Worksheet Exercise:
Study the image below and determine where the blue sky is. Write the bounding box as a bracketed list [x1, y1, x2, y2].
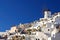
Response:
[0, 0, 60, 31]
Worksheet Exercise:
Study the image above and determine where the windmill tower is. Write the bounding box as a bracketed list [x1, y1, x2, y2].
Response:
[44, 9, 51, 18]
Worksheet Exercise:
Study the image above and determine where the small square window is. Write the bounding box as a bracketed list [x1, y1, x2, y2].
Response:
[48, 29, 50, 31]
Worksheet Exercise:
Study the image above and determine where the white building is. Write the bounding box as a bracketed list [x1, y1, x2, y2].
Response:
[1, 10, 60, 40]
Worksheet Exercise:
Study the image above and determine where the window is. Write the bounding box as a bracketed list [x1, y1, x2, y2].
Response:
[52, 21, 53, 22]
[38, 39, 40, 40]
[48, 29, 50, 31]
[53, 34, 55, 38]
[36, 39, 37, 40]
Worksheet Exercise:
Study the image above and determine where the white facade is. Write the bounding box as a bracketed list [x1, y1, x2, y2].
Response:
[44, 11, 51, 18]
